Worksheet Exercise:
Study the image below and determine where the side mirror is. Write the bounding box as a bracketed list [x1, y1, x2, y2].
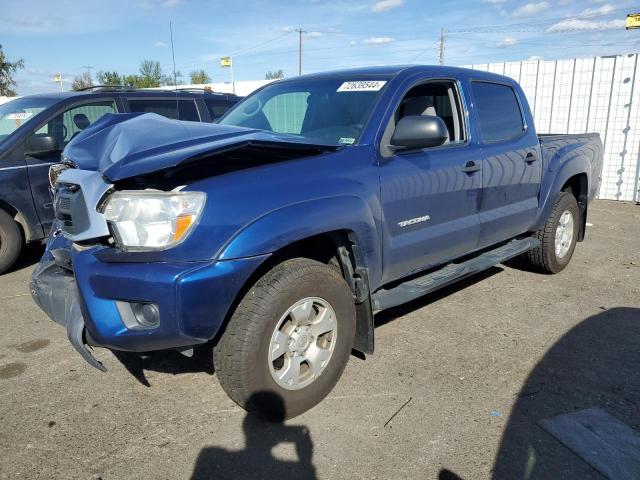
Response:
[25, 135, 60, 158]
[390, 115, 449, 151]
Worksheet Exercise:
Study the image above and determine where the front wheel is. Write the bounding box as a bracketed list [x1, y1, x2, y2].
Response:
[0, 209, 22, 275]
[214, 258, 356, 419]
[527, 191, 579, 273]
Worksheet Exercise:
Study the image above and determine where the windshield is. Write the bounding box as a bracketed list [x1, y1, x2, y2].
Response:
[0, 97, 57, 144]
[219, 78, 389, 146]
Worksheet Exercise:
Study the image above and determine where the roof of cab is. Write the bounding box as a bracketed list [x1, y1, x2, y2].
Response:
[277, 64, 514, 84]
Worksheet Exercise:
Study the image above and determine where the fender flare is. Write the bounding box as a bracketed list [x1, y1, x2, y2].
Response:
[532, 153, 590, 232]
[217, 195, 381, 283]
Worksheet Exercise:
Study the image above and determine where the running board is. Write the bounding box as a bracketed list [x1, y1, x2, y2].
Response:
[371, 237, 540, 312]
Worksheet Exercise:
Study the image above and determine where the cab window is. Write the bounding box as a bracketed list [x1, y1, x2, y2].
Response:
[471, 82, 524, 142]
[127, 99, 200, 121]
[34, 100, 117, 149]
[394, 81, 466, 144]
[204, 99, 235, 121]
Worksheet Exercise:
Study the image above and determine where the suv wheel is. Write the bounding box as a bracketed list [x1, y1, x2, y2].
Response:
[214, 258, 356, 419]
[0, 209, 22, 275]
[527, 191, 579, 273]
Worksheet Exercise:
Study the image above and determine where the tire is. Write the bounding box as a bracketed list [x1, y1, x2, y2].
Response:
[0, 209, 22, 275]
[214, 258, 356, 420]
[527, 191, 579, 274]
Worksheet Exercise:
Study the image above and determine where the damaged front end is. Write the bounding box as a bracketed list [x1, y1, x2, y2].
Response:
[30, 113, 337, 372]
[30, 244, 106, 372]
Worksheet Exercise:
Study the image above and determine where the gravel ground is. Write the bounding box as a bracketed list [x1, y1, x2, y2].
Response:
[0, 200, 638, 480]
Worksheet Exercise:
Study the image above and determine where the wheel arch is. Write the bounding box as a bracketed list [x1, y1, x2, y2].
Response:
[561, 172, 588, 241]
[216, 202, 380, 354]
[533, 156, 590, 236]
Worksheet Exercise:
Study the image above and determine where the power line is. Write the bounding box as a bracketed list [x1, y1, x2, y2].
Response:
[230, 31, 293, 57]
[169, 7, 639, 79]
[446, 6, 635, 33]
[174, 7, 634, 70]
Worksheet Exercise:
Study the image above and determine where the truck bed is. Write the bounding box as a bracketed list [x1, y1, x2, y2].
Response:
[538, 133, 604, 202]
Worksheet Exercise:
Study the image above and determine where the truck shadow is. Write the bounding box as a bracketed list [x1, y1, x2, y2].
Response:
[439, 306, 640, 479]
[113, 344, 215, 387]
[374, 266, 503, 328]
[190, 391, 318, 480]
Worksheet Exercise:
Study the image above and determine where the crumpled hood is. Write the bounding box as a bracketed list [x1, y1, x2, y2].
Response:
[62, 112, 338, 182]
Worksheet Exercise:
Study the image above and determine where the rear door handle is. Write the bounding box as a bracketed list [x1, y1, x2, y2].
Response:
[461, 161, 481, 173]
[525, 151, 538, 163]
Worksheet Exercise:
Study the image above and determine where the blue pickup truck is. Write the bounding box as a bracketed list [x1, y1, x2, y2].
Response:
[31, 66, 603, 419]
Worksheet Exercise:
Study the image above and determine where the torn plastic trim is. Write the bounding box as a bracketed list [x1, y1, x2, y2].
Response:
[66, 300, 106, 372]
[30, 260, 106, 372]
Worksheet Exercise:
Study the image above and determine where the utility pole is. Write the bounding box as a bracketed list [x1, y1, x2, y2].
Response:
[438, 28, 446, 65]
[297, 28, 306, 76]
[82, 65, 94, 83]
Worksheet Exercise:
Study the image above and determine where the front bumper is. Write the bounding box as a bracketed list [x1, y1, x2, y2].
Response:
[31, 235, 269, 370]
[30, 259, 107, 371]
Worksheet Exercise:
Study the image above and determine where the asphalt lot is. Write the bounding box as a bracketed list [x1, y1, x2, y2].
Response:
[1, 200, 639, 480]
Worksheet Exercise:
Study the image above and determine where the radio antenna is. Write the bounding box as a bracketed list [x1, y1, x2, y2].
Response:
[170, 21, 178, 92]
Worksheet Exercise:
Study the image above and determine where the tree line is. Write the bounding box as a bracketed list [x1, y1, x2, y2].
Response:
[73, 61, 213, 90]
[0, 44, 24, 96]
[0, 43, 285, 96]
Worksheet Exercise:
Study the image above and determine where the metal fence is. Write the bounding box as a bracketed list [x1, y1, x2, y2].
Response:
[468, 53, 640, 202]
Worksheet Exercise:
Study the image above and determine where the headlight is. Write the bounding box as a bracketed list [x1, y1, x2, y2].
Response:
[49, 163, 72, 189]
[103, 191, 206, 251]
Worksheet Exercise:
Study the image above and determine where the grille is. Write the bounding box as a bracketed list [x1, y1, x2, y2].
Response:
[54, 183, 86, 235]
[57, 197, 71, 211]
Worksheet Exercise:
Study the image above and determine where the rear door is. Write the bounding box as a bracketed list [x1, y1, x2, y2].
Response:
[378, 80, 483, 283]
[470, 81, 542, 247]
[24, 99, 117, 232]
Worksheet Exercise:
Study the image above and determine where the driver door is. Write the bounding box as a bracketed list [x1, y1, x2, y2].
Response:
[24, 99, 117, 231]
[378, 80, 483, 283]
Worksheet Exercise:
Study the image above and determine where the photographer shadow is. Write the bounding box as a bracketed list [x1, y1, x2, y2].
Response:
[190, 391, 317, 480]
[440, 306, 640, 479]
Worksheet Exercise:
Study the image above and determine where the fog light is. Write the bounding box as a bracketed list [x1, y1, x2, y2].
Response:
[116, 301, 160, 329]
[132, 303, 160, 328]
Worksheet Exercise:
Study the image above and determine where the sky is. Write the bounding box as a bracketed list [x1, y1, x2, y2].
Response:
[1, 0, 640, 95]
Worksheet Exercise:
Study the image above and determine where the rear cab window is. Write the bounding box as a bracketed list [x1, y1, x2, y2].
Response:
[471, 81, 525, 142]
[127, 98, 201, 121]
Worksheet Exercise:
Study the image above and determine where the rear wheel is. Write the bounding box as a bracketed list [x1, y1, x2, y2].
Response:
[0, 209, 22, 275]
[214, 258, 356, 420]
[527, 191, 579, 273]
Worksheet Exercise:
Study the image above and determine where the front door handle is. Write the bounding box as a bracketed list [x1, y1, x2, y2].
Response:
[461, 161, 481, 173]
[525, 151, 538, 163]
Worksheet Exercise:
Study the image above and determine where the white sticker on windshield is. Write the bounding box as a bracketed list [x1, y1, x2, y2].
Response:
[5, 112, 32, 120]
[337, 81, 386, 92]
[339, 137, 355, 145]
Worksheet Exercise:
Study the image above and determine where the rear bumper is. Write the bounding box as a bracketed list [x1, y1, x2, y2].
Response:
[31, 236, 269, 368]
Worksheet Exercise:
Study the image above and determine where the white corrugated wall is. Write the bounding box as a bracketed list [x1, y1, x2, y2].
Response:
[467, 54, 640, 202]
